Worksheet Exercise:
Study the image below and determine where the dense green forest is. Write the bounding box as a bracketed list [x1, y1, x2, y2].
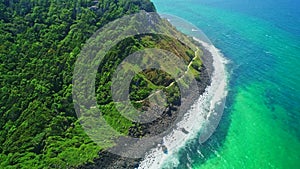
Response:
[0, 0, 156, 168]
[0, 0, 204, 168]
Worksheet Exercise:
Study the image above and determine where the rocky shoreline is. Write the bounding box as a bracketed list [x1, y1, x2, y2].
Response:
[77, 41, 214, 169]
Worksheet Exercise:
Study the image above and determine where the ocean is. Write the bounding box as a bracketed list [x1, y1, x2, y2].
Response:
[149, 0, 300, 168]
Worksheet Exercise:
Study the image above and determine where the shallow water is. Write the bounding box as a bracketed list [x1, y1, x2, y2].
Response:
[151, 0, 300, 168]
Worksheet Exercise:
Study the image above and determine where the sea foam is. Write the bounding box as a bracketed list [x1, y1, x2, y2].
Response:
[138, 38, 228, 169]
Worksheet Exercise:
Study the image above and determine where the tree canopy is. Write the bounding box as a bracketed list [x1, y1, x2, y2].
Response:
[0, 0, 155, 168]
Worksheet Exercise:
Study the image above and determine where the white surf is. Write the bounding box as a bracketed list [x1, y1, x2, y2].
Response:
[138, 38, 229, 169]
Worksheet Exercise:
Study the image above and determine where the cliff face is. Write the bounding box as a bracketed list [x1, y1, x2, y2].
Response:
[77, 33, 211, 169]
[0, 0, 155, 168]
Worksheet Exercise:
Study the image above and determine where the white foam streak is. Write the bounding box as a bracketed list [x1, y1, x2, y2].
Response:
[138, 38, 228, 169]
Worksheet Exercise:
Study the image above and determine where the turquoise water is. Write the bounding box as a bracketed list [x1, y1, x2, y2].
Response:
[151, 0, 300, 168]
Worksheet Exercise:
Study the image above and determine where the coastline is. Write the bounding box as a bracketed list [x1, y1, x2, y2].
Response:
[138, 38, 227, 169]
[78, 37, 227, 169]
